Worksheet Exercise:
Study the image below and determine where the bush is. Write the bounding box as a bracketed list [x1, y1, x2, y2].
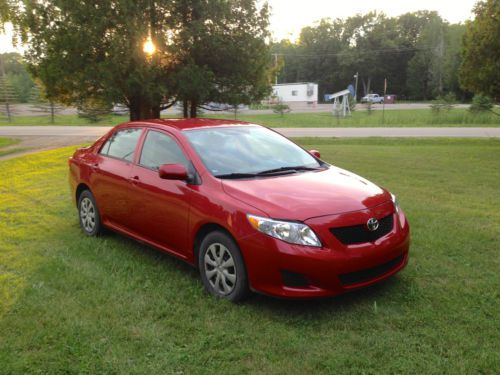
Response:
[469, 94, 493, 113]
[348, 95, 357, 112]
[430, 93, 456, 114]
[77, 99, 112, 123]
[272, 100, 291, 117]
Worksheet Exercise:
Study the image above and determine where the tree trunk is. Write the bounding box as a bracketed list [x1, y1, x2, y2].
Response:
[183, 100, 189, 118]
[190, 99, 198, 118]
[128, 97, 160, 121]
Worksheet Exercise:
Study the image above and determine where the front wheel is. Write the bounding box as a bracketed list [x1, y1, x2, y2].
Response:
[78, 190, 103, 236]
[198, 231, 249, 302]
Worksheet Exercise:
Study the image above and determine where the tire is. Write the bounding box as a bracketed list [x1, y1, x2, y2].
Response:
[77, 190, 103, 236]
[198, 230, 249, 302]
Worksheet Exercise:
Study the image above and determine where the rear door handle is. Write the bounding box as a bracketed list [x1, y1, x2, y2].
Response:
[129, 175, 140, 184]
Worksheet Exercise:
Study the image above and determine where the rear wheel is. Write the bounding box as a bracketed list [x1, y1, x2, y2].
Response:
[78, 190, 102, 236]
[198, 231, 249, 302]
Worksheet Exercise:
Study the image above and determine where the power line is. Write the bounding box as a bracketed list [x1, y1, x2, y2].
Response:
[273, 45, 435, 58]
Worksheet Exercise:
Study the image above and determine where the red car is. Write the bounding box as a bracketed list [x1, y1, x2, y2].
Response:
[69, 119, 410, 301]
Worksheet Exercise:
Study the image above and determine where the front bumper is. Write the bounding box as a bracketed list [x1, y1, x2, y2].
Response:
[239, 202, 410, 298]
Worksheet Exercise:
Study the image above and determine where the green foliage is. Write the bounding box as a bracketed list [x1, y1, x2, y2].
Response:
[348, 95, 357, 112]
[469, 94, 493, 112]
[0, 0, 12, 27]
[11, 0, 272, 119]
[0, 53, 35, 103]
[77, 99, 112, 123]
[272, 11, 468, 101]
[29, 84, 63, 124]
[272, 99, 291, 117]
[460, 0, 500, 97]
[430, 92, 456, 114]
[0, 73, 17, 121]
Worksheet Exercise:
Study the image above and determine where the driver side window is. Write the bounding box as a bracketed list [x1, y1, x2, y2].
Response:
[100, 128, 142, 162]
[139, 130, 189, 171]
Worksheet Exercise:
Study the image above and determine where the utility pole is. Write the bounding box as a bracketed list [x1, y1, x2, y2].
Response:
[273, 53, 279, 85]
[354, 72, 359, 102]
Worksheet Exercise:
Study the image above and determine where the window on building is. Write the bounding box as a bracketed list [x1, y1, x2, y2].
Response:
[291, 90, 298, 96]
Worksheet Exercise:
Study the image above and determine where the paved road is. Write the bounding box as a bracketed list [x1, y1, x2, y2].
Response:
[1, 126, 499, 138]
[1, 125, 498, 161]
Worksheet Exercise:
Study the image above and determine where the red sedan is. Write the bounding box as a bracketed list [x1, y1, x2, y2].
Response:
[69, 119, 410, 301]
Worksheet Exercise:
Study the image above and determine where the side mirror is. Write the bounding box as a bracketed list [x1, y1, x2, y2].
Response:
[309, 149, 321, 158]
[158, 163, 188, 181]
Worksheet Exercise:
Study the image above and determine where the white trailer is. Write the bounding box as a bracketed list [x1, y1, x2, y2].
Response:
[271, 83, 318, 106]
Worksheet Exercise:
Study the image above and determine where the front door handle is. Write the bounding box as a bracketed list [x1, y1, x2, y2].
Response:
[129, 175, 140, 184]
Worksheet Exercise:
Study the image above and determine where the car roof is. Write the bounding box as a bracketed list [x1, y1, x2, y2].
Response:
[121, 118, 256, 131]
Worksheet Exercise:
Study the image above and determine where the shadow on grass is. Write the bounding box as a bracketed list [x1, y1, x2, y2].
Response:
[97, 227, 413, 320]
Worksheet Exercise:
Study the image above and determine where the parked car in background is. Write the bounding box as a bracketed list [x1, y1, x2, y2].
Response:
[361, 94, 384, 104]
[69, 119, 410, 302]
[112, 104, 129, 116]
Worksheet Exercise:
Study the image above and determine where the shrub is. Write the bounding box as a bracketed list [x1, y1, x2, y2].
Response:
[272, 100, 291, 117]
[469, 94, 493, 113]
[430, 93, 456, 114]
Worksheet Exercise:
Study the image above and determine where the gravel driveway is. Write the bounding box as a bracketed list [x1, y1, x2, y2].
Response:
[1, 126, 499, 161]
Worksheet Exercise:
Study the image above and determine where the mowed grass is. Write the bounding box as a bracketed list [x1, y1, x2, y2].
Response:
[0, 136, 22, 157]
[205, 108, 500, 127]
[0, 139, 499, 374]
[1, 108, 499, 127]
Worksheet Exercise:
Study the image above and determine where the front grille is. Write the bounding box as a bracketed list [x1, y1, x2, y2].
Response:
[330, 214, 394, 245]
[339, 255, 404, 286]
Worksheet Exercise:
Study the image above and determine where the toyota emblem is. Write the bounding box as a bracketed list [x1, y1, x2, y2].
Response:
[367, 218, 379, 231]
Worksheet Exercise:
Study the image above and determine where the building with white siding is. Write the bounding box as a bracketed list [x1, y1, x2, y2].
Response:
[271, 82, 318, 106]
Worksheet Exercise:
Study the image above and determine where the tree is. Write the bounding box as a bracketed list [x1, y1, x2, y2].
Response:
[0, 52, 35, 102]
[270, 11, 466, 101]
[168, 0, 272, 117]
[12, 0, 272, 120]
[406, 14, 447, 99]
[29, 83, 63, 124]
[0, 0, 12, 27]
[459, 0, 500, 98]
[0, 74, 17, 122]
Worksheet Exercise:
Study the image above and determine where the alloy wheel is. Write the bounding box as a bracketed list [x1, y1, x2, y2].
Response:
[203, 242, 237, 295]
[80, 197, 96, 233]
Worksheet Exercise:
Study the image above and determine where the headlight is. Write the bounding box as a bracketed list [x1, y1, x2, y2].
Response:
[391, 193, 400, 214]
[247, 214, 322, 247]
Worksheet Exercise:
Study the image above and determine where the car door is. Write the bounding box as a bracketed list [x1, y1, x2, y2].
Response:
[91, 127, 143, 228]
[127, 129, 193, 256]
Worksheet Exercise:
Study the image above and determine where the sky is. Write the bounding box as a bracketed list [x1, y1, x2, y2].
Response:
[0, 0, 478, 53]
[267, 0, 477, 41]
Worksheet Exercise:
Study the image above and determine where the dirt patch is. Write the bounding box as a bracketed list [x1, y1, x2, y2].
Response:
[0, 135, 99, 161]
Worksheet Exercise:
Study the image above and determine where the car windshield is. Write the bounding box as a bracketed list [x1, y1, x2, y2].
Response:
[184, 125, 322, 178]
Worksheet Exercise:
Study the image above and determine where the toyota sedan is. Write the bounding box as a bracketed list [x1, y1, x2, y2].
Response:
[69, 119, 410, 301]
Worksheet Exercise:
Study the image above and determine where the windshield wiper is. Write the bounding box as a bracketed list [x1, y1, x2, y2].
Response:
[256, 165, 321, 175]
[215, 172, 258, 179]
[216, 166, 321, 179]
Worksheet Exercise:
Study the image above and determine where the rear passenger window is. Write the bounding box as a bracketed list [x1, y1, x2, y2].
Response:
[139, 130, 189, 170]
[100, 128, 142, 162]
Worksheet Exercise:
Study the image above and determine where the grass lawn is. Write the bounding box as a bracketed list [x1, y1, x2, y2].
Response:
[206, 109, 500, 127]
[0, 108, 499, 127]
[0, 136, 23, 157]
[0, 139, 499, 374]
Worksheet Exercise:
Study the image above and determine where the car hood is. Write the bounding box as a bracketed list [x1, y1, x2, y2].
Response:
[221, 166, 391, 221]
